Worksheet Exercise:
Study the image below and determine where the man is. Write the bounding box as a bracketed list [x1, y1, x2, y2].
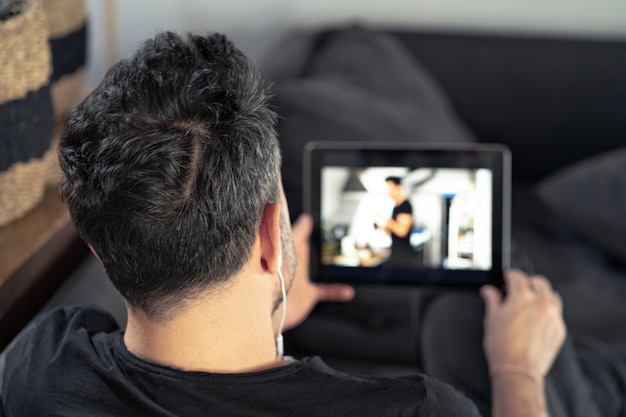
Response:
[378, 176, 421, 268]
[3, 32, 565, 416]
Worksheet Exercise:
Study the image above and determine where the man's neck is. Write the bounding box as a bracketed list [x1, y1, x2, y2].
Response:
[123, 274, 284, 374]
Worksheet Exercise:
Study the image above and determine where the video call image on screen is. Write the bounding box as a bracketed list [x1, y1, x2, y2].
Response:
[321, 166, 493, 272]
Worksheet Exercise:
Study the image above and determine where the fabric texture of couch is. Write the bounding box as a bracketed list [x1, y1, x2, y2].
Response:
[263, 25, 626, 371]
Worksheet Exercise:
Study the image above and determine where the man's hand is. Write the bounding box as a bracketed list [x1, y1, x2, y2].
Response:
[283, 214, 355, 330]
[480, 269, 566, 376]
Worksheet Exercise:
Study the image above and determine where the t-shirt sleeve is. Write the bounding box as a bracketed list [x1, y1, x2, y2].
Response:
[419, 376, 483, 417]
[398, 201, 413, 216]
[2, 306, 119, 416]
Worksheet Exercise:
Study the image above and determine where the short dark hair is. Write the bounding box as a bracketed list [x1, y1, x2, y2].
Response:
[59, 32, 280, 321]
[385, 176, 402, 185]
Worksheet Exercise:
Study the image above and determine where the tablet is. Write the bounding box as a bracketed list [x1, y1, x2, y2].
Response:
[304, 142, 511, 288]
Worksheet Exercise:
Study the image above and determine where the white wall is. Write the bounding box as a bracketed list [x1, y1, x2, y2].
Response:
[86, 0, 626, 83]
[289, 0, 626, 36]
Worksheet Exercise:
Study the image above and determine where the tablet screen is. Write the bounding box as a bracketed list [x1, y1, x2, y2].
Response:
[304, 142, 510, 288]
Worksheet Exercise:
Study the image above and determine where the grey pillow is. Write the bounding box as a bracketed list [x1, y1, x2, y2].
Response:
[535, 147, 626, 262]
[272, 27, 475, 217]
[259, 29, 319, 81]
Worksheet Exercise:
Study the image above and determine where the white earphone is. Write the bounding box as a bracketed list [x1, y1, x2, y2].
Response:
[276, 250, 287, 357]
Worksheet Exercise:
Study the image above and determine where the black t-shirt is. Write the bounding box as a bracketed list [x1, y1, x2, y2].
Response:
[2, 306, 480, 417]
[390, 200, 418, 266]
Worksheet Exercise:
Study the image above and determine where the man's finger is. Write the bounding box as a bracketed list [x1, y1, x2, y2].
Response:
[504, 269, 529, 295]
[553, 291, 564, 315]
[317, 284, 355, 303]
[529, 275, 552, 297]
[292, 213, 313, 241]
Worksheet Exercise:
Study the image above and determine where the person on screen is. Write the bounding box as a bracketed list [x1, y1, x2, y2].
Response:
[378, 176, 421, 268]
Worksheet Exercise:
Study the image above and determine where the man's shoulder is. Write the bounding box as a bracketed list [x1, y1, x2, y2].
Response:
[419, 375, 483, 416]
[298, 357, 481, 416]
[2, 306, 121, 414]
[12, 305, 119, 348]
[6, 305, 120, 365]
[397, 200, 413, 214]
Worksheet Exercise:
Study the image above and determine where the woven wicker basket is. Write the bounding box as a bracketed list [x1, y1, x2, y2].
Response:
[0, 0, 55, 227]
[42, 0, 87, 122]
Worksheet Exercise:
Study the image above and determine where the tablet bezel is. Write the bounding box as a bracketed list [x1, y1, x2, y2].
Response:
[303, 141, 511, 289]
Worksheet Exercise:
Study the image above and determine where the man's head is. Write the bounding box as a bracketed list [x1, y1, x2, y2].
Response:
[59, 32, 284, 321]
[385, 176, 405, 204]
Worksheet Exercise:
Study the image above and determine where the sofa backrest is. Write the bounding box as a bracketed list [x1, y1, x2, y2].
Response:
[313, 28, 626, 183]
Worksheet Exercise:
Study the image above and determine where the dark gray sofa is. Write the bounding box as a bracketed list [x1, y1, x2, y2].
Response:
[266, 25, 626, 371]
[2, 24, 626, 411]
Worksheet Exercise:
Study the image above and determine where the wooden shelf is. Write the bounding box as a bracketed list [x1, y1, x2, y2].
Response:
[0, 185, 66, 283]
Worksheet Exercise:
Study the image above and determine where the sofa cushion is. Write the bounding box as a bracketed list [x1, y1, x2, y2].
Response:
[272, 26, 476, 218]
[271, 27, 477, 367]
[535, 147, 626, 263]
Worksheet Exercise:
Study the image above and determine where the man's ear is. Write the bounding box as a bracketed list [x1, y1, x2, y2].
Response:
[259, 202, 281, 274]
[88, 244, 101, 261]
